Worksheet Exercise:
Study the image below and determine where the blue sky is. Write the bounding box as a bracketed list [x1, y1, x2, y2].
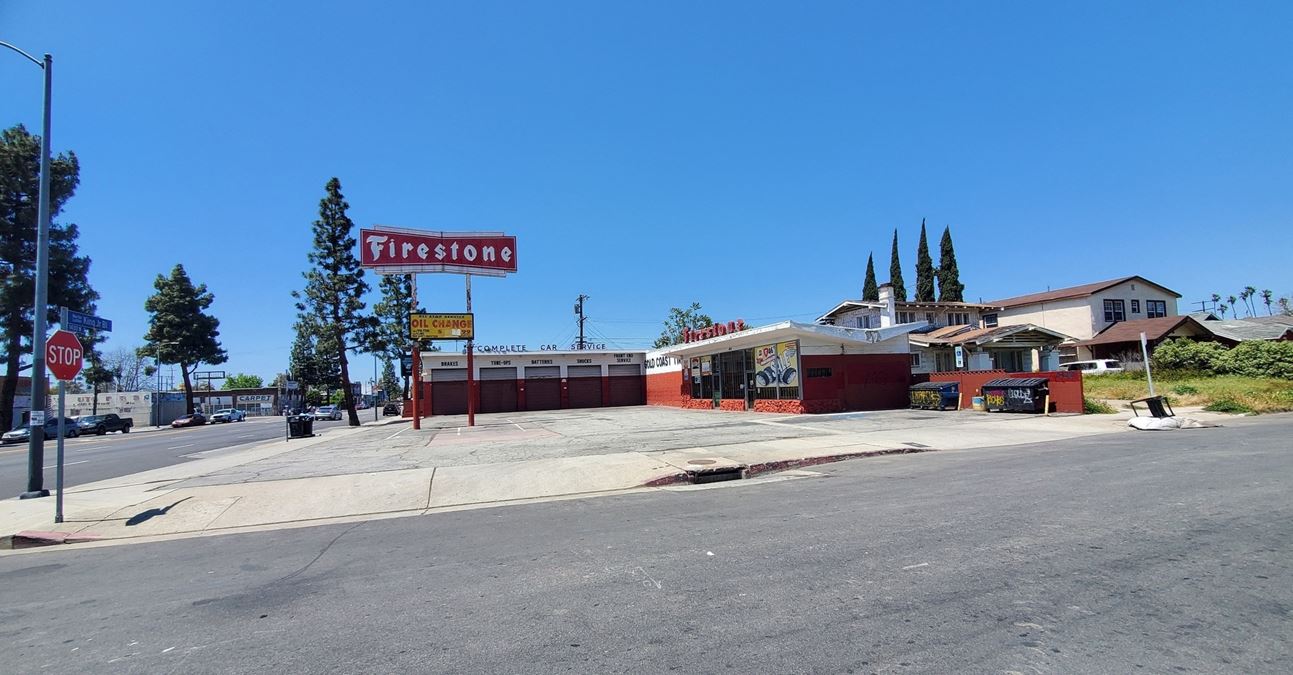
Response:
[4, 1, 1291, 384]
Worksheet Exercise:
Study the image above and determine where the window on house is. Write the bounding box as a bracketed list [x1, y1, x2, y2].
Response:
[1103, 299, 1126, 323]
[856, 315, 872, 329]
[1130, 300, 1141, 313]
[982, 313, 998, 328]
[897, 311, 917, 323]
[806, 368, 832, 378]
[948, 312, 970, 325]
[926, 312, 936, 325]
[910, 353, 922, 368]
[1146, 300, 1167, 318]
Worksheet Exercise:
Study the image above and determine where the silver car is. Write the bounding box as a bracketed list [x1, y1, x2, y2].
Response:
[210, 408, 247, 423]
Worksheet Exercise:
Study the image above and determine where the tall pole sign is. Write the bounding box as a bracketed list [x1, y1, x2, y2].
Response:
[360, 226, 518, 429]
[47, 307, 91, 521]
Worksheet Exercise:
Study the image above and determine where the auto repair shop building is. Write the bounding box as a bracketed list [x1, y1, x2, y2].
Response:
[645, 320, 923, 413]
[417, 350, 647, 415]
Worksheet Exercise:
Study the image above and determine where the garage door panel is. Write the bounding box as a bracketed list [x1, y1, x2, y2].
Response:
[431, 381, 467, 415]
[525, 378, 561, 410]
[480, 380, 518, 413]
[567, 377, 603, 408]
[608, 376, 644, 407]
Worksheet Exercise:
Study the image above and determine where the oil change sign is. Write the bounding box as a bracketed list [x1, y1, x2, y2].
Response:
[410, 313, 474, 340]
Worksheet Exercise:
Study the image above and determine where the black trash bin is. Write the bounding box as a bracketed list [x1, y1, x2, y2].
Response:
[981, 377, 1049, 413]
[909, 381, 959, 411]
[286, 415, 315, 440]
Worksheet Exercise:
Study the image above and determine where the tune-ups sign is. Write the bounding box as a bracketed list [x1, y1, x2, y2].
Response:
[360, 226, 518, 277]
[410, 313, 475, 340]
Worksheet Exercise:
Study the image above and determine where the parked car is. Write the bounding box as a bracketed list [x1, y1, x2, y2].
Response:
[382, 403, 401, 417]
[1059, 359, 1125, 375]
[2, 417, 79, 444]
[171, 412, 207, 428]
[312, 405, 342, 421]
[75, 413, 133, 435]
[210, 408, 246, 423]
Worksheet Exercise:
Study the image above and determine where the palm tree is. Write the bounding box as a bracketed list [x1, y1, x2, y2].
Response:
[1210, 293, 1222, 314]
[1218, 303, 1229, 319]
[1241, 286, 1257, 316]
[1280, 297, 1292, 316]
[1226, 295, 1238, 319]
[1261, 289, 1273, 315]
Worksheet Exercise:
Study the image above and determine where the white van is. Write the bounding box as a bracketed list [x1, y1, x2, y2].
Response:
[1059, 359, 1124, 374]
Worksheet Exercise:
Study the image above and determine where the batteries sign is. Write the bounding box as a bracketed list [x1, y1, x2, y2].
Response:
[410, 313, 474, 340]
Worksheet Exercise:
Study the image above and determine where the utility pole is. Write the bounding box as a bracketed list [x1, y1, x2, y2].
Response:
[575, 294, 589, 350]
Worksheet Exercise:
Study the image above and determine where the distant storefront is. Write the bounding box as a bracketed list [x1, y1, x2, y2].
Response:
[415, 350, 647, 416]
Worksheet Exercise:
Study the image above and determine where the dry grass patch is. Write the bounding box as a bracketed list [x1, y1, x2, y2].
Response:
[1084, 373, 1293, 414]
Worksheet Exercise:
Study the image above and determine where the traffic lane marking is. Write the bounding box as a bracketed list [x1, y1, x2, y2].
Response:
[43, 460, 89, 469]
[166, 444, 195, 450]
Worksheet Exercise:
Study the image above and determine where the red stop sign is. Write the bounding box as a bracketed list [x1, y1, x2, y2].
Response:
[46, 330, 84, 382]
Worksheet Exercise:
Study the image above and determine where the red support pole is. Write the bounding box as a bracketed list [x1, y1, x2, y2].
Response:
[466, 274, 475, 427]
[410, 275, 421, 430]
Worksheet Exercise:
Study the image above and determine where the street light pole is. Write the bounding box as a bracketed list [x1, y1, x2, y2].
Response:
[3, 42, 54, 499]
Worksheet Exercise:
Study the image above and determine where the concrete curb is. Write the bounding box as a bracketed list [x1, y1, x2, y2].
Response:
[0, 530, 104, 550]
[642, 446, 938, 487]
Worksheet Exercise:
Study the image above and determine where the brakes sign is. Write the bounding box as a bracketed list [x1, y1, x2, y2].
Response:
[46, 330, 84, 381]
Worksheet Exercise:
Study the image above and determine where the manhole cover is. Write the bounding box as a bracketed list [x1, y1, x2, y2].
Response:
[687, 459, 717, 466]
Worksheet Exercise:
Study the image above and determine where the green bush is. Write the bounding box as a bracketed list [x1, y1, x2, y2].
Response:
[1151, 339, 1228, 373]
[1084, 397, 1116, 414]
[1203, 398, 1254, 414]
[1217, 341, 1293, 379]
[1152, 338, 1293, 380]
[1173, 384, 1200, 395]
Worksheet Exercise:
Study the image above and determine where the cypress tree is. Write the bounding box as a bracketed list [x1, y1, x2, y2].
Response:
[888, 229, 906, 301]
[861, 253, 879, 301]
[937, 225, 965, 302]
[140, 264, 228, 414]
[914, 219, 936, 302]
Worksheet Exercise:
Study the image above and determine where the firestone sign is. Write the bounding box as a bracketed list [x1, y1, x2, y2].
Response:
[360, 226, 517, 277]
[683, 319, 748, 343]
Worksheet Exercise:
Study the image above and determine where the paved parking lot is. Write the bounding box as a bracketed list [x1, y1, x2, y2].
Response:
[173, 405, 1039, 487]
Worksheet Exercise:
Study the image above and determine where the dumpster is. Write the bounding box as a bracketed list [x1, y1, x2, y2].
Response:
[909, 381, 959, 411]
[286, 415, 315, 440]
[981, 377, 1049, 413]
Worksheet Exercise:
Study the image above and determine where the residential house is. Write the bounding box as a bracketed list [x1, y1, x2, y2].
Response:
[987, 276, 1182, 361]
[818, 284, 1069, 373]
[1187, 312, 1293, 344]
[1073, 315, 1214, 363]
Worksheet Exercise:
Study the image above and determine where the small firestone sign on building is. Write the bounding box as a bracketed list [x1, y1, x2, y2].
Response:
[360, 226, 517, 277]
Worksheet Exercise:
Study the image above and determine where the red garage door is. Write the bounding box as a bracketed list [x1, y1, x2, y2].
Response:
[479, 367, 518, 413]
[431, 368, 468, 415]
[524, 366, 561, 411]
[608, 364, 644, 407]
[566, 364, 603, 409]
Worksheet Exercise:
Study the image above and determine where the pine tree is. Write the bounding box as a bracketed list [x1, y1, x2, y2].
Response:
[937, 225, 965, 302]
[0, 125, 99, 431]
[294, 177, 375, 426]
[914, 219, 936, 302]
[372, 273, 423, 398]
[888, 229, 906, 301]
[380, 359, 401, 403]
[861, 253, 879, 301]
[140, 264, 228, 414]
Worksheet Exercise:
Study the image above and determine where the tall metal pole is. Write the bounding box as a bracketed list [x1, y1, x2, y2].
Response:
[155, 344, 162, 427]
[466, 274, 475, 427]
[373, 351, 378, 422]
[19, 53, 53, 499]
[1140, 332, 1155, 397]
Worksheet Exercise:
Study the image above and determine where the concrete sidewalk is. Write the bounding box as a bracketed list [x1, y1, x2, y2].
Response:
[0, 407, 1242, 550]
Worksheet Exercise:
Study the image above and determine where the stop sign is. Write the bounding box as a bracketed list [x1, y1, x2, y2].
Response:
[46, 330, 84, 382]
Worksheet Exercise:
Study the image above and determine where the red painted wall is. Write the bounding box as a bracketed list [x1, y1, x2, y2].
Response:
[645, 370, 689, 407]
[928, 369, 1084, 413]
[800, 354, 913, 411]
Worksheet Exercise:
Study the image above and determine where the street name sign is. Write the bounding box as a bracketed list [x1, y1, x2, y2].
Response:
[64, 309, 112, 335]
[46, 330, 84, 382]
[410, 312, 474, 340]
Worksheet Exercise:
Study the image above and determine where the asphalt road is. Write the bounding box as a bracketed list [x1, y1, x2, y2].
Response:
[0, 415, 352, 495]
[1, 415, 1290, 673]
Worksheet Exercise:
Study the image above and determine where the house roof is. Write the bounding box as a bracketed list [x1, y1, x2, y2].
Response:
[816, 300, 884, 323]
[1187, 312, 1293, 342]
[1075, 315, 1207, 347]
[894, 300, 1001, 310]
[909, 323, 1072, 348]
[649, 320, 926, 359]
[988, 276, 1181, 310]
